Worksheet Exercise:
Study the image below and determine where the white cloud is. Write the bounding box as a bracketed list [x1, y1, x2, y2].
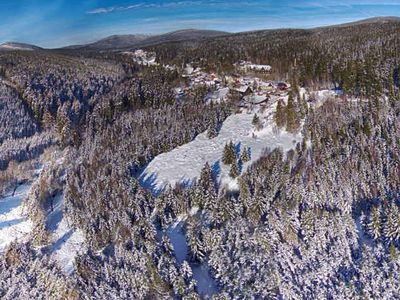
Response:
[86, 1, 213, 14]
[87, 7, 117, 14]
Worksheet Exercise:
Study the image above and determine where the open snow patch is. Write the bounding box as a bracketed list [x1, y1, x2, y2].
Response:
[166, 222, 219, 297]
[141, 99, 302, 192]
[0, 183, 33, 252]
[46, 193, 86, 274]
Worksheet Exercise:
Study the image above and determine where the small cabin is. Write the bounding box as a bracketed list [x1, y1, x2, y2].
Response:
[236, 86, 253, 97]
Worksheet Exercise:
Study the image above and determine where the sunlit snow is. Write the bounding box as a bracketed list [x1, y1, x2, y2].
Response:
[0, 183, 33, 252]
[141, 96, 303, 193]
[46, 193, 86, 274]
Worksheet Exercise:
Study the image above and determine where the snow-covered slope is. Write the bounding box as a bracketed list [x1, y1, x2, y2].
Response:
[166, 222, 218, 297]
[0, 183, 33, 252]
[0, 156, 85, 273]
[46, 193, 85, 274]
[141, 96, 303, 192]
[0, 42, 41, 51]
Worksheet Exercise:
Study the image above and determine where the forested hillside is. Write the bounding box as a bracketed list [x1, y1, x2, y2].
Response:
[151, 18, 400, 95]
[1, 18, 400, 299]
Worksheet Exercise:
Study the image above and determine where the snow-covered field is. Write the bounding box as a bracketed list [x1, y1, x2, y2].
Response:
[0, 157, 85, 273]
[46, 193, 86, 274]
[0, 183, 33, 252]
[141, 96, 303, 192]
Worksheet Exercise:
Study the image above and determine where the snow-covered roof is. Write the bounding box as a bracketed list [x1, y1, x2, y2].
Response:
[248, 64, 272, 71]
[243, 94, 268, 104]
[236, 85, 251, 93]
[205, 87, 230, 103]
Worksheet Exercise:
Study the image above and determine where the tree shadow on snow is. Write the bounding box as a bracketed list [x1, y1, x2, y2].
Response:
[247, 147, 252, 160]
[0, 218, 23, 229]
[211, 161, 221, 179]
[178, 178, 193, 189]
[138, 172, 163, 196]
[49, 229, 74, 255]
[234, 142, 241, 156]
[46, 209, 63, 232]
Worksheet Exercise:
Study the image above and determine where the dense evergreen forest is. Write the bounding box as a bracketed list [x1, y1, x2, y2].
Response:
[1, 18, 400, 299]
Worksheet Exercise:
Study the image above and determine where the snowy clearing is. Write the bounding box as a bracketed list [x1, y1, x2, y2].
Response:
[141, 96, 302, 192]
[46, 192, 86, 274]
[166, 222, 218, 297]
[0, 183, 33, 252]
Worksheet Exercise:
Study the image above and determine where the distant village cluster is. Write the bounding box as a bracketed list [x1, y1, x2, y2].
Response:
[122, 49, 158, 66]
[124, 49, 292, 108]
[180, 61, 290, 108]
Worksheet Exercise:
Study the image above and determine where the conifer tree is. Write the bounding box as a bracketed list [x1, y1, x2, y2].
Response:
[384, 203, 400, 242]
[240, 147, 250, 163]
[198, 162, 216, 209]
[388, 72, 395, 101]
[368, 206, 382, 240]
[274, 99, 286, 128]
[285, 91, 301, 133]
[199, 162, 213, 191]
[229, 159, 240, 178]
[207, 116, 219, 139]
[222, 141, 236, 165]
[251, 114, 261, 130]
[389, 243, 398, 261]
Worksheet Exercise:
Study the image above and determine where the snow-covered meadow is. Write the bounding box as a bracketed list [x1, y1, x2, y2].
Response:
[141, 95, 303, 193]
[0, 183, 33, 252]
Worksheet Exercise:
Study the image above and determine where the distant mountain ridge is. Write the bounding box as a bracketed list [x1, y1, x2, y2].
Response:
[62, 29, 230, 50]
[2, 17, 400, 51]
[0, 42, 42, 51]
[312, 16, 400, 30]
[64, 34, 150, 50]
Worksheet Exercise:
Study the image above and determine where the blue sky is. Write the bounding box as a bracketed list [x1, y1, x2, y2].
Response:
[1, 0, 400, 48]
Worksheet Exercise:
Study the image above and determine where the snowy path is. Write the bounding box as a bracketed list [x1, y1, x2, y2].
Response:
[0, 183, 33, 252]
[141, 100, 302, 192]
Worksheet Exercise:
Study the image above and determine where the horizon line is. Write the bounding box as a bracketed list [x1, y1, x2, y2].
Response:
[1, 16, 398, 49]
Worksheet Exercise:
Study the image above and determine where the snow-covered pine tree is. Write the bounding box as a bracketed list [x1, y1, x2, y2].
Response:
[240, 147, 251, 163]
[229, 159, 240, 178]
[198, 162, 217, 210]
[274, 99, 286, 128]
[199, 162, 214, 192]
[180, 261, 193, 281]
[384, 203, 400, 242]
[222, 141, 236, 165]
[207, 116, 219, 139]
[286, 91, 301, 133]
[368, 205, 382, 240]
[252, 113, 260, 126]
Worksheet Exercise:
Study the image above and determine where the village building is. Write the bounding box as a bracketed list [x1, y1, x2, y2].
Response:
[205, 87, 230, 103]
[234, 60, 272, 73]
[235, 85, 253, 97]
